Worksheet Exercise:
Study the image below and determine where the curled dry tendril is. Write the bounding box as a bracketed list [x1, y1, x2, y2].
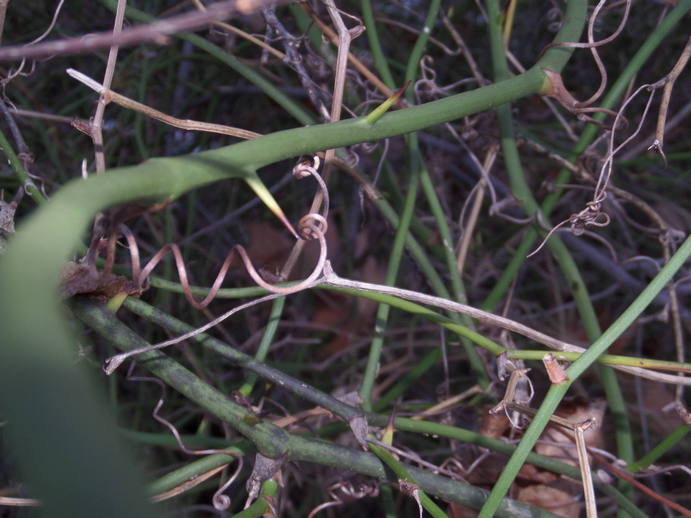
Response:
[103, 155, 330, 373]
[127, 365, 242, 509]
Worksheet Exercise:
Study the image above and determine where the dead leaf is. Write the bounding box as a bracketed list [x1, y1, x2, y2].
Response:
[480, 408, 510, 439]
[59, 261, 141, 300]
[536, 398, 606, 467]
[0, 200, 16, 233]
[517, 484, 580, 518]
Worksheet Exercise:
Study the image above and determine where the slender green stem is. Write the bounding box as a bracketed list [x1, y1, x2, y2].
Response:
[231, 480, 278, 518]
[147, 448, 247, 496]
[0, 127, 45, 203]
[368, 441, 449, 518]
[238, 296, 286, 397]
[121, 295, 642, 515]
[482, 0, 691, 310]
[73, 298, 557, 516]
[508, 349, 691, 372]
[360, 0, 396, 89]
[0, 3, 588, 513]
[479, 234, 691, 517]
[359, 148, 421, 410]
[486, 0, 637, 504]
[360, 0, 442, 410]
[626, 425, 691, 473]
[122, 296, 363, 422]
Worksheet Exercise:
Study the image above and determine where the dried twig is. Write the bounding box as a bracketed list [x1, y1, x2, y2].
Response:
[321, 262, 691, 386]
[455, 144, 498, 276]
[67, 68, 261, 140]
[192, 0, 285, 60]
[300, 2, 393, 99]
[0, 0, 284, 61]
[648, 35, 691, 165]
[539, 0, 632, 108]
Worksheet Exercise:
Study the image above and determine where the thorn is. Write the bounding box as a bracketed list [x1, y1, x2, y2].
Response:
[364, 82, 411, 125]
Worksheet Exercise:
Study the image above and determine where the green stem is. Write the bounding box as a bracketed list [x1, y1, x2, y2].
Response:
[368, 441, 449, 518]
[231, 480, 278, 518]
[360, 0, 396, 89]
[359, 148, 420, 410]
[73, 298, 557, 517]
[486, 0, 634, 505]
[360, 0, 442, 410]
[626, 425, 691, 473]
[0, 3, 588, 514]
[507, 349, 691, 372]
[482, 0, 691, 310]
[0, 127, 45, 203]
[238, 296, 286, 397]
[120, 296, 641, 515]
[479, 234, 691, 517]
[122, 296, 364, 423]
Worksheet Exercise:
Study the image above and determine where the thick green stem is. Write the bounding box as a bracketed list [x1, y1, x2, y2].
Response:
[73, 298, 558, 517]
[95, 297, 641, 516]
[0, 3, 588, 514]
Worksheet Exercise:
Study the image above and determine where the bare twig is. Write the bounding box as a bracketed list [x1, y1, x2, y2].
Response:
[191, 0, 285, 60]
[648, 35, 691, 164]
[321, 262, 691, 386]
[91, 0, 127, 173]
[0, 0, 284, 61]
[0, 0, 9, 43]
[272, 1, 360, 280]
[456, 144, 498, 276]
[67, 68, 261, 140]
[300, 2, 393, 99]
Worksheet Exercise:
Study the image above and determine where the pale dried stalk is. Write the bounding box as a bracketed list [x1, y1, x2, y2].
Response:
[0, 0, 284, 61]
[91, 0, 127, 173]
[321, 262, 691, 386]
[574, 421, 598, 518]
[191, 0, 285, 60]
[456, 145, 497, 276]
[649, 35, 691, 164]
[105, 214, 329, 373]
[279, 1, 358, 279]
[67, 68, 261, 140]
[493, 369, 598, 516]
[151, 465, 228, 502]
[301, 2, 394, 98]
[104, 292, 285, 374]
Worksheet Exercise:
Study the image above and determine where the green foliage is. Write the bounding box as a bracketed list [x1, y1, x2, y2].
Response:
[0, 1, 689, 516]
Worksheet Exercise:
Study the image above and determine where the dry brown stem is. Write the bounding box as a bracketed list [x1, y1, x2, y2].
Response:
[0, 0, 285, 61]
